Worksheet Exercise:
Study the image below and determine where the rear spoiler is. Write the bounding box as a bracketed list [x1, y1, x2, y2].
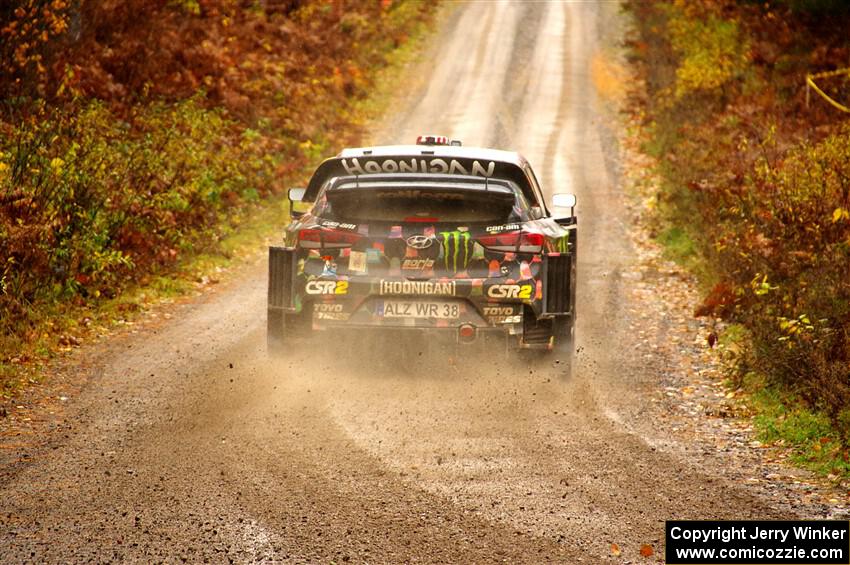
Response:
[304, 155, 533, 202]
[325, 174, 516, 197]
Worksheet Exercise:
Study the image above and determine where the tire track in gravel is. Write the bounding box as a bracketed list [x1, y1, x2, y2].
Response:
[336, 0, 793, 558]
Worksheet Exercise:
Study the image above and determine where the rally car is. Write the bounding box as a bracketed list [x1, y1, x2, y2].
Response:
[267, 136, 577, 360]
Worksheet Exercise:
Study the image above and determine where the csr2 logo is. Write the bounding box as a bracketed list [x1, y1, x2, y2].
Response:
[487, 284, 533, 299]
[305, 280, 348, 295]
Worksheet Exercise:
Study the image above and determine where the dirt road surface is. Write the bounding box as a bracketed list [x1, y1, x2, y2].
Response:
[0, 2, 821, 563]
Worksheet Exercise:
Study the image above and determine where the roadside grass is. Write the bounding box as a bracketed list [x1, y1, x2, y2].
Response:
[637, 137, 848, 481]
[646, 126, 850, 482]
[628, 112, 850, 483]
[0, 8, 438, 402]
[626, 0, 850, 481]
[646, 133, 850, 483]
[748, 376, 850, 479]
[718, 325, 850, 480]
[637, 140, 715, 286]
[0, 195, 291, 398]
[656, 225, 696, 267]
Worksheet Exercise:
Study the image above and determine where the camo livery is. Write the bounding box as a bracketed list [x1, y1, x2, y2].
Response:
[268, 143, 577, 354]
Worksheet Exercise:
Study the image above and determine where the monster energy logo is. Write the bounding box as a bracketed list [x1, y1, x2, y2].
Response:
[557, 235, 571, 253]
[439, 231, 473, 272]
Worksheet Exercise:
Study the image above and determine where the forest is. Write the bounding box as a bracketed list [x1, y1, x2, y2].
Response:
[628, 0, 850, 473]
[0, 0, 433, 392]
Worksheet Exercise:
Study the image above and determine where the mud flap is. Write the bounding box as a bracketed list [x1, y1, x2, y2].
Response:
[543, 228, 577, 322]
[534, 233, 577, 370]
[267, 246, 297, 353]
[542, 235, 575, 316]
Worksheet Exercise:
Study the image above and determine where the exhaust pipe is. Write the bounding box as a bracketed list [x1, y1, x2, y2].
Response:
[458, 324, 477, 344]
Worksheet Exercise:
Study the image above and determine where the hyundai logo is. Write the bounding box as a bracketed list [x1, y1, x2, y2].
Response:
[406, 235, 434, 249]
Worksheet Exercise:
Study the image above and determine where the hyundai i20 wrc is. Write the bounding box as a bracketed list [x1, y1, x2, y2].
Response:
[268, 136, 577, 364]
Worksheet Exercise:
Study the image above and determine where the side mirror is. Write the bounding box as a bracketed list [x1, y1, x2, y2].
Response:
[288, 188, 307, 220]
[288, 188, 306, 202]
[552, 193, 576, 210]
[552, 193, 576, 225]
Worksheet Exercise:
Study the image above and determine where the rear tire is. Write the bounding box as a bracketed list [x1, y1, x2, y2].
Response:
[267, 308, 311, 356]
[520, 308, 574, 377]
[549, 315, 574, 378]
[267, 308, 287, 356]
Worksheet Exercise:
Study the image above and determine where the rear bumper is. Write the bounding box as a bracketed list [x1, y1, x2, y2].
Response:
[268, 245, 573, 351]
[302, 293, 562, 350]
[310, 295, 523, 331]
[303, 317, 559, 350]
[312, 323, 522, 348]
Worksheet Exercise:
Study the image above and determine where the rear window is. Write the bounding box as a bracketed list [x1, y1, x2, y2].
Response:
[313, 183, 529, 224]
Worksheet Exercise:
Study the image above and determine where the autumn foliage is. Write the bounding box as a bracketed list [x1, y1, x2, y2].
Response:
[0, 0, 434, 381]
[628, 0, 850, 435]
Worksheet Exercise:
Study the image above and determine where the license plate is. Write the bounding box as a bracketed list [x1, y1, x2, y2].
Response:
[376, 300, 460, 319]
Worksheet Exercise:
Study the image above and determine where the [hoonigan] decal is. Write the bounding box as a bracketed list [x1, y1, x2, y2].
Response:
[379, 280, 457, 296]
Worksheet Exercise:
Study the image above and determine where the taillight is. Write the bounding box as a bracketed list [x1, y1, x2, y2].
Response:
[477, 231, 544, 253]
[298, 228, 360, 249]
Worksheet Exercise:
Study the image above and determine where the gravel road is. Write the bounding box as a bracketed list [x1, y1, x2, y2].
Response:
[0, 2, 814, 563]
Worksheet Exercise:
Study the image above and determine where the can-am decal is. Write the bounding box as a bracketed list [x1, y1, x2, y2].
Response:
[379, 280, 456, 296]
[340, 157, 496, 178]
[486, 284, 533, 299]
[305, 280, 349, 295]
[321, 220, 357, 230]
[486, 223, 520, 233]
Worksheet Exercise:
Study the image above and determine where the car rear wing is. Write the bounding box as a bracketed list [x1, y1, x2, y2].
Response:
[303, 155, 535, 203]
